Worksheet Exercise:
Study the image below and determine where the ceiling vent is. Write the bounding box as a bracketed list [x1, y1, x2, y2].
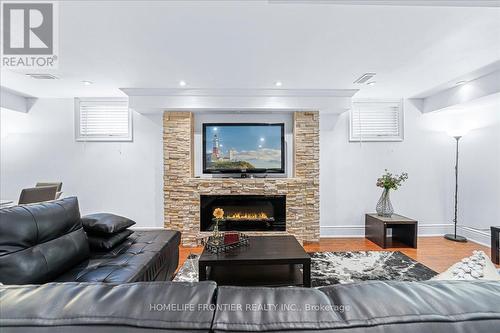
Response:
[353, 73, 376, 84]
[25, 73, 59, 80]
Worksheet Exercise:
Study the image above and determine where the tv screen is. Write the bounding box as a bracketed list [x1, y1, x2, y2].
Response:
[203, 123, 285, 174]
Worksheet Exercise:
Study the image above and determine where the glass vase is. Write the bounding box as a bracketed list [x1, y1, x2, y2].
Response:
[212, 219, 221, 243]
[376, 188, 394, 217]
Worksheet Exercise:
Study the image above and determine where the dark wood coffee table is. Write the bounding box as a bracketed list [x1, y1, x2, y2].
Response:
[198, 235, 311, 287]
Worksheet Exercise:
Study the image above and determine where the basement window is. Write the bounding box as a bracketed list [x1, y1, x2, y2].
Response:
[349, 100, 403, 142]
[75, 98, 132, 141]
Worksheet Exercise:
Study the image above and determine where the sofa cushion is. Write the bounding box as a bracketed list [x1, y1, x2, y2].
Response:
[0, 197, 90, 285]
[318, 280, 500, 332]
[87, 229, 134, 251]
[213, 280, 500, 332]
[82, 213, 135, 235]
[55, 230, 181, 283]
[0, 281, 217, 333]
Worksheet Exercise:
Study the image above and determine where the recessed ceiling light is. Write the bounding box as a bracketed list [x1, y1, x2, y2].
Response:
[81, 80, 93, 86]
[275, 81, 283, 87]
[26, 73, 59, 80]
[456, 80, 468, 86]
[354, 73, 376, 84]
[367, 81, 376, 86]
[179, 80, 187, 87]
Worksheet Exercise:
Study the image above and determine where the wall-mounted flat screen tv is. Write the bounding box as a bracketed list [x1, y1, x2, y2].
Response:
[203, 123, 285, 174]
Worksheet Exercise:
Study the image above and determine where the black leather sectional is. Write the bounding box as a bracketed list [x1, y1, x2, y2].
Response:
[1, 197, 499, 332]
[54, 230, 180, 283]
[0, 197, 180, 284]
[1, 280, 499, 332]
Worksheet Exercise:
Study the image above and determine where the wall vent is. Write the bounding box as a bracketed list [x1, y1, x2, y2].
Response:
[353, 73, 376, 84]
[25, 73, 59, 80]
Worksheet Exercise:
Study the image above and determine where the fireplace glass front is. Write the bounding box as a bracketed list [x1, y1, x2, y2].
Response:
[200, 195, 286, 232]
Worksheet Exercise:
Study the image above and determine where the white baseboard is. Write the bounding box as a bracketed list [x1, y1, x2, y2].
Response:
[320, 223, 454, 238]
[131, 225, 491, 248]
[456, 226, 491, 248]
[319, 225, 364, 237]
[419, 223, 455, 236]
[319, 224, 491, 248]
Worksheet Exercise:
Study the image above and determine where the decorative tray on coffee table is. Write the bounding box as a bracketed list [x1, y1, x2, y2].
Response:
[201, 232, 250, 254]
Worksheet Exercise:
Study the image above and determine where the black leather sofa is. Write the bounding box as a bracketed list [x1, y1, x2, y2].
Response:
[0, 197, 180, 284]
[1, 280, 499, 332]
[1, 197, 499, 332]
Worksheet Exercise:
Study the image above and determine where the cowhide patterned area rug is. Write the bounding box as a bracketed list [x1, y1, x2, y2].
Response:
[173, 251, 437, 287]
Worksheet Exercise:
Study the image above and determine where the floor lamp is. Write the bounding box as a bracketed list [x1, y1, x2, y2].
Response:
[444, 134, 467, 242]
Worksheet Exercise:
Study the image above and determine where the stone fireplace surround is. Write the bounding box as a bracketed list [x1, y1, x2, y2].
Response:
[163, 111, 319, 246]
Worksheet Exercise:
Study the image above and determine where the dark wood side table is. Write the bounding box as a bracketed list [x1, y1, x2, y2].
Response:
[198, 236, 311, 287]
[365, 214, 418, 249]
[491, 226, 500, 264]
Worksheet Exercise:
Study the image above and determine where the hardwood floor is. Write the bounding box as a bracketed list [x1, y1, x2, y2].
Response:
[179, 237, 497, 273]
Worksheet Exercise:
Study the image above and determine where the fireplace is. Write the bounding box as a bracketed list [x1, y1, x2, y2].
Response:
[200, 195, 286, 232]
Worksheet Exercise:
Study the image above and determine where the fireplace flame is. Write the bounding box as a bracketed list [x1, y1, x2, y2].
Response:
[214, 210, 273, 221]
[227, 212, 269, 221]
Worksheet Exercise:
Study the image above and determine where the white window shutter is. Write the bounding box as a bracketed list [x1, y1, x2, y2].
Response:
[349, 100, 403, 142]
[76, 99, 132, 141]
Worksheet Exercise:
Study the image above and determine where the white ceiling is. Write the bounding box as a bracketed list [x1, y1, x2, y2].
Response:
[1, 1, 500, 99]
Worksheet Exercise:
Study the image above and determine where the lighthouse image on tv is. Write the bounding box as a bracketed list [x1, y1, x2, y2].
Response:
[204, 124, 283, 173]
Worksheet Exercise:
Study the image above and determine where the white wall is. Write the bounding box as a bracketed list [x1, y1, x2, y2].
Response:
[458, 121, 500, 245]
[1, 98, 498, 245]
[320, 99, 500, 244]
[421, 103, 500, 245]
[0, 99, 164, 227]
[320, 101, 455, 237]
